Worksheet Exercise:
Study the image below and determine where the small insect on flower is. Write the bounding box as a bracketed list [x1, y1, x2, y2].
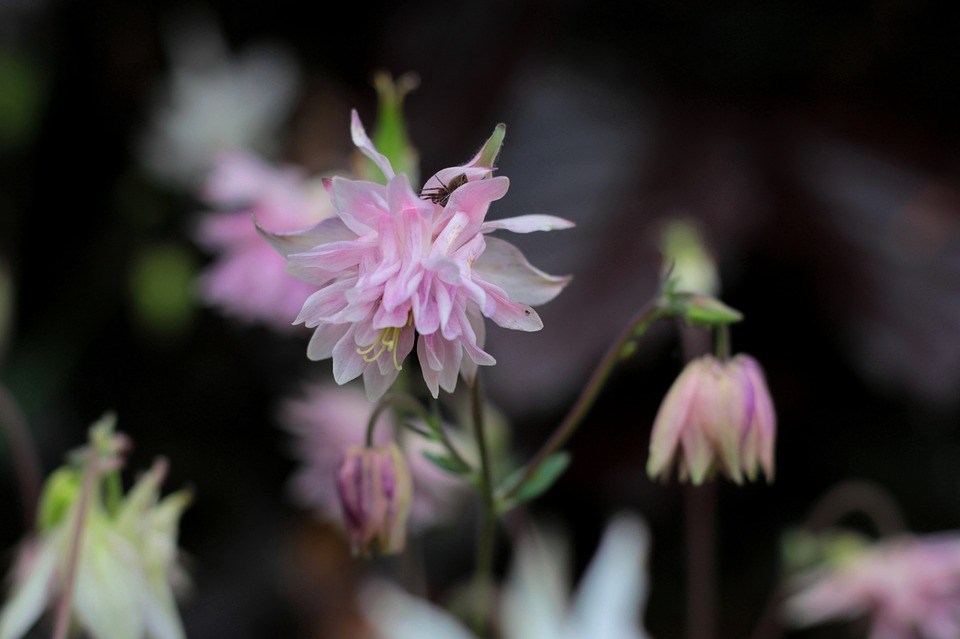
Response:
[420, 172, 468, 206]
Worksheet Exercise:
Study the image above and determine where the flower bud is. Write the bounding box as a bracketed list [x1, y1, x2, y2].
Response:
[647, 353, 776, 485]
[336, 443, 413, 556]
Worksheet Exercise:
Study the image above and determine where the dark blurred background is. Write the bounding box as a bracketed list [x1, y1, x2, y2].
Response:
[2, 0, 960, 637]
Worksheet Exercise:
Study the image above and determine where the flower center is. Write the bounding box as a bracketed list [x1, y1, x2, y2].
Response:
[356, 314, 412, 371]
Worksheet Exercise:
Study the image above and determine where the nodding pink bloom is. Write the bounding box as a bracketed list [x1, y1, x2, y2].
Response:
[784, 534, 960, 639]
[281, 382, 467, 533]
[647, 353, 775, 485]
[260, 111, 573, 400]
[194, 152, 334, 330]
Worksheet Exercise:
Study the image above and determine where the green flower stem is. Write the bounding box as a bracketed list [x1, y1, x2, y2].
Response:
[0, 381, 41, 527]
[52, 449, 100, 639]
[715, 324, 731, 361]
[470, 375, 496, 638]
[365, 393, 433, 447]
[501, 299, 664, 501]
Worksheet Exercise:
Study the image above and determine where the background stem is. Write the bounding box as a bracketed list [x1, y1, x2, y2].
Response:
[686, 482, 718, 639]
[0, 381, 42, 528]
[503, 301, 662, 500]
[470, 376, 496, 637]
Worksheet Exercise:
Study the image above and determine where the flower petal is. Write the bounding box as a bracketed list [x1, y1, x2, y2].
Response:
[568, 515, 652, 639]
[0, 540, 58, 639]
[351, 110, 395, 181]
[474, 236, 571, 306]
[360, 581, 475, 639]
[647, 361, 702, 481]
[332, 327, 366, 384]
[256, 215, 354, 258]
[307, 323, 350, 361]
[331, 177, 390, 235]
[481, 214, 575, 234]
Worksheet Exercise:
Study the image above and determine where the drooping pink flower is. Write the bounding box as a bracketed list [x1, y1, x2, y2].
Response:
[784, 533, 960, 639]
[260, 111, 573, 400]
[194, 152, 334, 330]
[280, 381, 468, 532]
[647, 353, 775, 484]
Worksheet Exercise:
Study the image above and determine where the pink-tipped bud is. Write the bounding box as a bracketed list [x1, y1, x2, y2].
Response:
[336, 443, 413, 556]
[647, 353, 776, 485]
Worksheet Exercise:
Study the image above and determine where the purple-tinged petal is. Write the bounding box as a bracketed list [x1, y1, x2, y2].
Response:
[351, 109, 395, 181]
[331, 177, 390, 235]
[307, 323, 350, 361]
[476, 279, 543, 331]
[739, 355, 776, 481]
[473, 236, 571, 306]
[480, 214, 575, 234]
[256, 215, 355, 258]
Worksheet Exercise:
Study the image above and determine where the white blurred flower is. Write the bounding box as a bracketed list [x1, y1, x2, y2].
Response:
[362, 514, 653, 639]
[138, 18, 299, 189]
[0, 417, 191, 639]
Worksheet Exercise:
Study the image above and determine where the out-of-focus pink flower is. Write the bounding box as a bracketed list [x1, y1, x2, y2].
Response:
[647, 353, 775, 485]
[194, 152, 334, 330]
[260, 111, 573, 400]
[280, 382, 467, 533]
[784, 534, 960, 639]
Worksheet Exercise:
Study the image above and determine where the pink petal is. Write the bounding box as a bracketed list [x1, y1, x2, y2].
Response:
[295, 279, 356, 326]
[332, 327, 366, 384]
[473, 236, 571, 306]
[331, 177, 390, 235]
[256, 215, 355, 258]
[480, 214, 575, 234]
[421, 166, 494, 194]
[351, 109, 395, 181]
[647, 361, 702, 480]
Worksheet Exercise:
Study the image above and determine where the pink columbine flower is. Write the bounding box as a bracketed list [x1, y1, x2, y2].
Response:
[647, 353, 775, 484]
[280, 382, 467, 532]
[259, 111, 573, 400]
[784, 534, 960, 639]
[194, 152, 334, 330]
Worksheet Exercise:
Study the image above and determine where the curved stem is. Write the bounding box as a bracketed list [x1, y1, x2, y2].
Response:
[365, 393, 432, 447]
[470, 375, 496, 638]
[0, 381, 42, 528]
[52, 450, 100, 639]
[502, 299, 664, 500]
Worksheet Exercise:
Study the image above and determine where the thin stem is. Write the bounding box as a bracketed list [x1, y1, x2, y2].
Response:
[503, 300, 663, 500]
[715, 324, 731, 361]
[434, 421, 471, 471]
[0, 381, 42, 528]
[52, 450, 100, 639]
[365, 393, 432, 447]
[470, 375, 496, 638]
[685, 482, 718, 639]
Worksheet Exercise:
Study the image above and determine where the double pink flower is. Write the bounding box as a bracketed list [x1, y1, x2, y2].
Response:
[261, 112, 573, 399]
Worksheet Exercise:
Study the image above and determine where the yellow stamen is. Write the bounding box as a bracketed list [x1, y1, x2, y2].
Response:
[356, 317, 411, 372]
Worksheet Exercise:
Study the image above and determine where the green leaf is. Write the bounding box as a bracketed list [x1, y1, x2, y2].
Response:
[504, 451, 571, 504]
[37, 468, 81, 532]
[475, 123, 506, 168]
[682, 294, 743, 326]
[422, 450, 470, 476]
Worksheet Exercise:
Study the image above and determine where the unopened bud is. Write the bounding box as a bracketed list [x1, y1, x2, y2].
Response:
[336, 443, 413, 556]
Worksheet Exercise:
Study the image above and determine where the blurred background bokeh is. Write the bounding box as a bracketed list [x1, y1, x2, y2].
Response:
[2, 0, 959, 637]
